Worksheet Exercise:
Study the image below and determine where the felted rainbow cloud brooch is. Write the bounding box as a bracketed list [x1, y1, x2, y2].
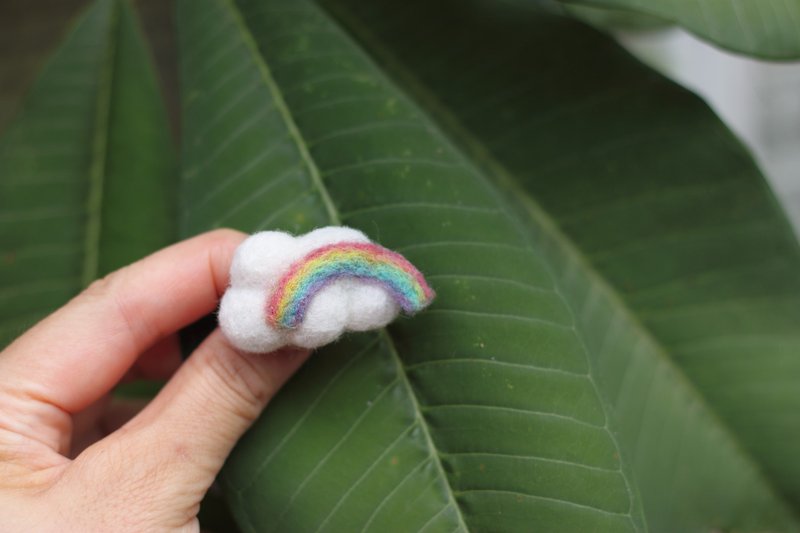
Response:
[219, 226, 435, 353]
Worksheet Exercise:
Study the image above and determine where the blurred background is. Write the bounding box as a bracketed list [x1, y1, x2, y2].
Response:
[622, 28, 800, 230]
[0, 0, 179, 134]
[2, 0, 797, 228]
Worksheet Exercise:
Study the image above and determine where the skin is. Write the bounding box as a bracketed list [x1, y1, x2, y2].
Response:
[0, 229, 310, 532]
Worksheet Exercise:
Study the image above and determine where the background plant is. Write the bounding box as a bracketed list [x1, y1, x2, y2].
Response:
[1, 0, 799, 531]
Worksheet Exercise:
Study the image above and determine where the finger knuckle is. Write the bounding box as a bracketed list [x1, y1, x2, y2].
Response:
[205, 349, 272, 422]
[84, 273, 116, 300]
[82, 266, 133, 302]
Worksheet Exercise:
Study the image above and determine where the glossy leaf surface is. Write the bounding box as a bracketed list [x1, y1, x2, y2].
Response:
[325, 0, 800, 512]
[177, 0, 800, 531]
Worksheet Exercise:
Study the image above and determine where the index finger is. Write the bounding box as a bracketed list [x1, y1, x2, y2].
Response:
[0, 229, 246, 414]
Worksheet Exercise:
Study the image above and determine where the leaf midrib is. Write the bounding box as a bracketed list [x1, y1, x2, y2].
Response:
[82, 0, 119, 286]
[314, 3, 645, 530]
[321, 1, 799, 524]
[222, 0, 470, 529]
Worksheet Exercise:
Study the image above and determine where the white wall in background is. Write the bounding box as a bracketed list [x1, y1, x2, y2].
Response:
[618, 29, 800, 230]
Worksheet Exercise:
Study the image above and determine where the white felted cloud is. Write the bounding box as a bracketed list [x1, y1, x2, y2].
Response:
[218, 226, 433, 353]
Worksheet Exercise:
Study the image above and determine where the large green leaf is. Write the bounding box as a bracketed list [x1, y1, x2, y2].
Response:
[325, 0, 800, 511]
[558, 0, 800, 59]
[0, 0, 175, 346]
[177, 0, 799, 531]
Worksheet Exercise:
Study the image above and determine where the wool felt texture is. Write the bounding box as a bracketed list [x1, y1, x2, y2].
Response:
[218, 227, 435, 353]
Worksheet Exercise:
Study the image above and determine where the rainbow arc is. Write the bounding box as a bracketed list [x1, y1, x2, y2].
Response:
[267, 242, 435, 329]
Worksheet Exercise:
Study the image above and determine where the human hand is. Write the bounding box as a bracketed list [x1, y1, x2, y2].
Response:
[0, 230, 310, 532]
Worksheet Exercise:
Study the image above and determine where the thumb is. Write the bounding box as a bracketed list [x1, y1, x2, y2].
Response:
[83, 330, 310, 522]
[144, 327, 310, 466]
